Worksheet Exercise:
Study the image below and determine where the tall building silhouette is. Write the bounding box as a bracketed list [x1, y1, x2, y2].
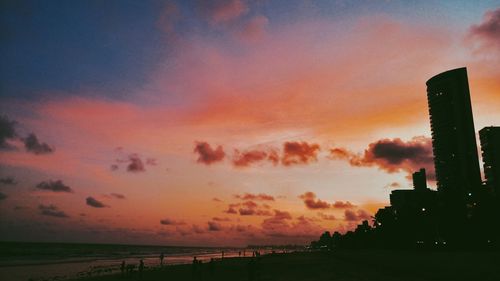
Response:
[479, 126, 500, 196]
[426, 67, 482, 200]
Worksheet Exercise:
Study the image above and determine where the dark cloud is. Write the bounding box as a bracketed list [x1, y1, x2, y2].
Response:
[0, 176, 17, 185]
[234, 193, 275, 201]
[160, 218, 186, 225]
[468, 8, 500, 52]
[86, 197, 107, 208]
[344, 209, 371, 222]
[24, 133, 54, 154]
[105, 193, 126, 199]
[0, 191, 7, 200]
[212, 197, 222, 202]
[39, 204, 69, 218]
[194, 141, 225, 165]
[208, 221, 223, 231]
[298, 192, 330, 210]
[330, 136, 435, 180]
[0, 115, 17, 150]
[332, 201, 355, 209]
[282, 141, 320, 166]
[127, 154, 145, 172]
[112, 152, 155, 172]
[239, 208, 272, 216]
[110, 193, 125, 199]
[318, 212, 336, 221]
[36, 180, 73, 193]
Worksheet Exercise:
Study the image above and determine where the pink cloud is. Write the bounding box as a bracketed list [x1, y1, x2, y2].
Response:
[199, 0, 248, 24]
[467, 8, 500, 54]
[194, 141, 225, 165]
[237, 15, 269, 42]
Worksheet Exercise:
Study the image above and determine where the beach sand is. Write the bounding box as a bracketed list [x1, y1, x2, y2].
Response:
[66, 250, 500, 281]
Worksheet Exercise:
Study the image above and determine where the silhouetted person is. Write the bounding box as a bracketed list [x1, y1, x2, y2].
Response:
[160, 252, 165, 266]
[221, 250, 224, 260]
[192, 257, 198, 280]
[139, 259, 144, 278]
[120, 261, 125, 275]
[239, 251, 241, 257]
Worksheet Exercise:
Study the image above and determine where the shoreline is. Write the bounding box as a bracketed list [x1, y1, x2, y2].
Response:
[65, 250, 500, 281]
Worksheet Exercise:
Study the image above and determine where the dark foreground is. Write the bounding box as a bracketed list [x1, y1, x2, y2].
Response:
[71, 250, 500, 281]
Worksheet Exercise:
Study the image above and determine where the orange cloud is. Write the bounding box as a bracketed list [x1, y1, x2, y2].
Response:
[232, 149, 269, 167]
[194, 141, 225, 165]
[282, 141, 320, 166]
[344, 209, 371, 222]
[234, 193, 275, 201]
[298, 192, 330, 210]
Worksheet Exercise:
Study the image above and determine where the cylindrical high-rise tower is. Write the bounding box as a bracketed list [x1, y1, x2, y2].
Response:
[426, 67, 482, 200]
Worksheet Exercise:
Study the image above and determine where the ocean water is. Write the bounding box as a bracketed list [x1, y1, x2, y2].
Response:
[0, 242, 250, 281]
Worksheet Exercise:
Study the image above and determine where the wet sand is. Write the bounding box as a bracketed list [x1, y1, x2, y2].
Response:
[68, 250, 500, 281]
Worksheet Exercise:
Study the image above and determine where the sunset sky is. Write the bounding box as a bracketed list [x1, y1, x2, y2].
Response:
[1, 0, 499, 247]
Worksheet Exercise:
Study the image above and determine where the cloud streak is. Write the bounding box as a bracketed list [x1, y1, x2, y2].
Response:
[0, 177, 17, 185]
[160, 218, 186, 226]
[86, 197, 107, 208]
[36, 180, 73, 193]
[39, 204, 69, 218]
[234, 193, 275, 201]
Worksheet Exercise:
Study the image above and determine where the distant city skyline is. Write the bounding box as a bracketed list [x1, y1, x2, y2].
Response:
[1, 1, 499, 246]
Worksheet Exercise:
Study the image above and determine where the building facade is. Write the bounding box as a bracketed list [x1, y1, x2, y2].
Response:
[479, 126, 500, 197]
[426, 67, 482, 200]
